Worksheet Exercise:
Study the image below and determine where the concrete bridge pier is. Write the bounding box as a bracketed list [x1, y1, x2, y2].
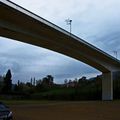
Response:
[102, 71, 120, 100]
[102, 72, 113, 101]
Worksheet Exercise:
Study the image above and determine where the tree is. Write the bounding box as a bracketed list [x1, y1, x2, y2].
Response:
[46, 75, 54, 86]
[17, 80, 20, 86]
[33, 77, 36, 86]
[30, 78, 33, 85]
[38, 75, 54, 88]
[3, 69, 12, 93]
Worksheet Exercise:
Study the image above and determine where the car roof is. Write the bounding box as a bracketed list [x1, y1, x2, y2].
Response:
[0, 102, 4, 104]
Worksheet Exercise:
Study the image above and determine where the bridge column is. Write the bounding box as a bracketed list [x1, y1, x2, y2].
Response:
[102, 72, 113, 100]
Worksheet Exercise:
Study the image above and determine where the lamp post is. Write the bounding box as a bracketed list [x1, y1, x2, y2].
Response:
[65, 19, 72, 35]
[113, 51, 118, 59]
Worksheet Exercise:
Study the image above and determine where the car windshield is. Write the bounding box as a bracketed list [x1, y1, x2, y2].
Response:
[0, 104, 6, 110]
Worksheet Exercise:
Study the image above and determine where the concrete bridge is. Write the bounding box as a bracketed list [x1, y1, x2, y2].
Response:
[0, 0, 120, 100]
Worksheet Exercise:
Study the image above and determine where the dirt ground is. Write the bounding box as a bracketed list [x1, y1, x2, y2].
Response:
[10, 101, 120, 120]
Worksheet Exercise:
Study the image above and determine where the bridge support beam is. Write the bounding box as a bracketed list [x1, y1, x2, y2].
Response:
[102, 72, 113, 101]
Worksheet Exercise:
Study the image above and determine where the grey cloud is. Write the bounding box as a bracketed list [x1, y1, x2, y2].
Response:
[90, 30, 120, 54]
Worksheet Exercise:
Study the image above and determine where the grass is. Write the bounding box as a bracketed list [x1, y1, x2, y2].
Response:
[2, 99, 120, 105]
[1, 100, 53, 105]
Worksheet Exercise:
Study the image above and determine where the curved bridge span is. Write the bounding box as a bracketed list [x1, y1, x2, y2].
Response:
[0, 0, 120, 100]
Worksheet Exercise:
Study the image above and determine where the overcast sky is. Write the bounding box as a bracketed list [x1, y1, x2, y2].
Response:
[0, 0, 120, 83]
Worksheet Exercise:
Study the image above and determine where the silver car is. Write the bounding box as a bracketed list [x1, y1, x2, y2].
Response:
[0, 102, 13, 120]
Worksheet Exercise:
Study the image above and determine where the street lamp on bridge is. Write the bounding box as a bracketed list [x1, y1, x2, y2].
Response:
[65, 19, 72, 35]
